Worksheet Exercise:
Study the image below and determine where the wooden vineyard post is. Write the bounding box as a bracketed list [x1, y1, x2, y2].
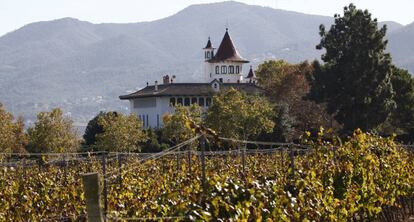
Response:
[176, 148, 180, 173]
[242, 143, 246, 175]
[199, 135, 206, 200]
[63, 154, 68, 185]
[187, 147, 192, 176]
[101, 152, 108, 218]
[22, 158, 26, 180]
[82, 172, 104, 222]
[117, 153, 122, 187]
[289, 145, 295, 179]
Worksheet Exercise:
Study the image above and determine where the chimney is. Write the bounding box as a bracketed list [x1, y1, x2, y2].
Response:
[154, 81, 158, 91]
[163, 75, 170, 84]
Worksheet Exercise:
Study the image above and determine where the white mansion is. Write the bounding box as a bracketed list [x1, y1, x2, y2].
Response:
[120, 29, 262, 128]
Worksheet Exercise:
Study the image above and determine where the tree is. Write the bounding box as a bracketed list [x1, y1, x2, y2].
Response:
[256, 60, 339, 139]
[95, 112, 147, 152]
[273, 103, 295, 142]
[12, 117, 28, 153]
[308, 4, 395, 133]
[205, 88, 274, 140]
[27, 108, 79, 153]
[0, 103, 27, 153]
[83, 111, 117, 147]
[141, 128, 170, 153]
[162, 104, 202, 144]
[378, 67, 414, 138]
[0, 104, 16, 153]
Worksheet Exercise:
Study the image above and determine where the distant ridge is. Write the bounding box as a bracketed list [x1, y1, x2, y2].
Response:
[0, 1, 412, 125]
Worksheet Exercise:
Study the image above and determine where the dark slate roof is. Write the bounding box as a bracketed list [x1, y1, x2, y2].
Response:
[119, 82, 263, 100]
[246, 66, 256, 79]
[208, 30, 249, 63]
[204, 37, 213, 49]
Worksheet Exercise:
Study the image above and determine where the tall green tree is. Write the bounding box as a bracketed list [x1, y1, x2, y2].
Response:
[0, 103, 28, 153]
[308, 4, 395, 132]
[95, 112, 147, 152]
[205, 88, 274, 140]
[162, 104, 202, 144]
[378, 67, 414, 137]
[83, 111, 117, 147]
[27, 108, 79, 153]
[256, 60, 339, 139]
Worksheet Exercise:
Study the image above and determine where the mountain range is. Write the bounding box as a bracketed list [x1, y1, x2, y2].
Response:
[0, 1, 413, 125]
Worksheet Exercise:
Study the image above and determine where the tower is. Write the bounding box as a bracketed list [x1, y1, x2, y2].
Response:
[203, 37, 215, 81]
[246, 66, 256, 84]
[203, 29, 249, 83]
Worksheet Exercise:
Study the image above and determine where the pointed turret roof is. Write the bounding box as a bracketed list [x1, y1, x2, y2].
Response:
[246, 66, 256, 79]
[208, 29, 249, 63]
[204, 37, 213, 49]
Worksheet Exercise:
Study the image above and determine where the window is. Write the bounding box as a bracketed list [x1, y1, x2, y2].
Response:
[191, 97, 197, 104]
[184, 97, 190, 106]
[236, 66, 240, 74]
[206, 97, 211, 107]
[229, 65, 234, 74]
[146, 115, 149, 127]
[214, 83, 217, 89]
[221, 66, 227, 74]
[169, 97, 176, 106]
[207, 51, 210, 58]
[142, 115, 145, 127]
[219, 78, 223, 83]
[215, 66, 219, 74]
[177, 97, 183, 105]
[198, 97, 205, 106]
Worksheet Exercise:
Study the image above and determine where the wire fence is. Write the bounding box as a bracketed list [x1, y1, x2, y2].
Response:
[2, 135, 414, 221]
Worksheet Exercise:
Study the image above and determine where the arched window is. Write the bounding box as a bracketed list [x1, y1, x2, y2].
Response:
[221, 66, 227, 74]
[191, 97, 197, 104]
[206, 98, 212, 107]
[207, 51, 210, 58]
[177, 98, 183, 105]
[229, 65, 234, 74]
[198, 97, 205, 106]
[169, 97, 176, 107]
[215, 66, 219, 74]
[184, 97, 190, 106]
[236, 66, 240, 74]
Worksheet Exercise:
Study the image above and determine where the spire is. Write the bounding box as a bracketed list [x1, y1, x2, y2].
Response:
[204, 37, 213, 49]
[208, 29, 249, 63]
[246, 66, 256, 79]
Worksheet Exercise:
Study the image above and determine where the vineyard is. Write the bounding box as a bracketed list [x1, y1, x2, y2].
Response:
[1, 130, 414, 221]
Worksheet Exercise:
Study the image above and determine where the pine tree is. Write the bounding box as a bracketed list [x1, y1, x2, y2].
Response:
[308, 4, 395, 133]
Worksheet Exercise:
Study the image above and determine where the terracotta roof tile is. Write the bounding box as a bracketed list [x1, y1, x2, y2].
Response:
[119, 83, 263, 99]
[208, 30, 249, 63]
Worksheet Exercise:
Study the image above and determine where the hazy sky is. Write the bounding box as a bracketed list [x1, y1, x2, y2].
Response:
[1, 0, 413, 36]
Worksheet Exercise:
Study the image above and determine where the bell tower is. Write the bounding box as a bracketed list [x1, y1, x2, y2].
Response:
[203, 37, 215, 81]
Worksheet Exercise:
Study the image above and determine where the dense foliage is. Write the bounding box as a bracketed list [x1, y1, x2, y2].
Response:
[83, 112, 118, 147]
[163, 104, 203, 144]
[1, 132, 414, 221]
[255, 60, 338, 139]
[0, 104, 27, 153]
[27, 108, 79, 153]
[205, 88, 274, 140]
[95, 112, 147, 152]
[308, 4, 395, 133]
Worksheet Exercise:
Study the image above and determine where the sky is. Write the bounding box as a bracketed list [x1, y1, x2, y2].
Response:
[1, 0, 413, 37]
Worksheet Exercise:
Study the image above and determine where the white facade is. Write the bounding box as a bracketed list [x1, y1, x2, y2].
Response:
[129, 96, 212, 128]
[204, 61, 244, 83]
